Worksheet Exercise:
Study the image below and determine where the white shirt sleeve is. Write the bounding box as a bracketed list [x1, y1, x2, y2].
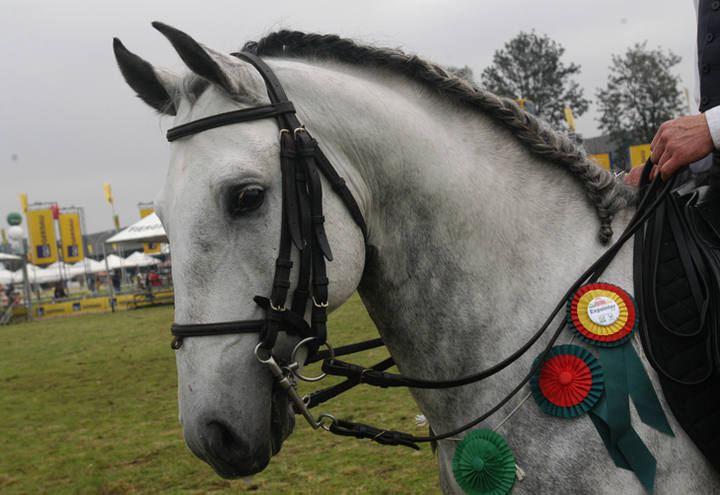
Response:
[705, 106, 720, 149]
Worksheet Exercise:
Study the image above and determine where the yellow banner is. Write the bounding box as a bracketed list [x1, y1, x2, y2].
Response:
[103, 183, 114, 204]
[59, 213, 84, 263]
[564, 107, 576, 131]
[28, 209, 57, 264]
[139, 207, 161, 254]
[629, 144, 651, 168]
[587, 153, 612, 171]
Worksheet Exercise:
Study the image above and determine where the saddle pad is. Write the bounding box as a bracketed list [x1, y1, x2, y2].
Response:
[635, 176, 720, 470]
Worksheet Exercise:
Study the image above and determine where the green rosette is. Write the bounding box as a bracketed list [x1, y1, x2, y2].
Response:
[452, 429, 515, 495]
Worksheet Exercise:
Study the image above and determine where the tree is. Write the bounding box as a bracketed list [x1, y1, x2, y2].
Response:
[481, 31, 590, 129]
[595, 42, 684, 168]
[446, 65, 476, 85]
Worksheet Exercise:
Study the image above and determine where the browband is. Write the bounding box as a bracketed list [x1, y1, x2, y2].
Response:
[167, 101, 296, 142]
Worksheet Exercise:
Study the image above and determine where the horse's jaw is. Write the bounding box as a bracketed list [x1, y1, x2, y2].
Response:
[270, 383, 296, 456]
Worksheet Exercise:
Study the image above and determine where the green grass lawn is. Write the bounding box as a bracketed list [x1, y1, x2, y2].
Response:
[0, 295, 440, 494]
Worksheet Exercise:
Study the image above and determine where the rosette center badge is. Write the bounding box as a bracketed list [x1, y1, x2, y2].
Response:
[587, 296, 620, 326]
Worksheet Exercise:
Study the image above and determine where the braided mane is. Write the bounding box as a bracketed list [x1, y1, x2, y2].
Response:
[243, 31, 636, 243]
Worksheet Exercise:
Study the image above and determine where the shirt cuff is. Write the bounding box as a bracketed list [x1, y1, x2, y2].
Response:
[705, 106, 720, 150]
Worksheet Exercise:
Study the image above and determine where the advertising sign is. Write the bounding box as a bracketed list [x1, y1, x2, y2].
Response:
[27, 208, 57, 264]
[139, 207, 161, 254]
[587, 153, 612, 171]
[59, 212, 84, 262]
[629, 144, 651, 168]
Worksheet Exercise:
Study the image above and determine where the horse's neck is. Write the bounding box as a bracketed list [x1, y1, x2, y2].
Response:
[354, 113, 636, 428]
[279, 59, 634, 424]
[358, 125, 621, 363]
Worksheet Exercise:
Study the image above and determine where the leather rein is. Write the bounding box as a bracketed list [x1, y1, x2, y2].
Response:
[166, 52, 672, 448]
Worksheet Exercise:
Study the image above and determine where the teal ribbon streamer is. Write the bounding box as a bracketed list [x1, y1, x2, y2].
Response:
[590, 396, 656, 494]
[623, 344, 673, 436]
[587, 344, 673, 494]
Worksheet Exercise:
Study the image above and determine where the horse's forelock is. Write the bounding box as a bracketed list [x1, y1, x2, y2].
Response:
[179, 74, 211, 104]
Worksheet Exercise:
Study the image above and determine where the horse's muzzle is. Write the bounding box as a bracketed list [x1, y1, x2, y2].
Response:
[184, 391, 295, 478]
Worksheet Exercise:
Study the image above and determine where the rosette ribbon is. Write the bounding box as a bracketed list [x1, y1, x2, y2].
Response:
[452, 429, 516, 495]
[529, 344, 604, 418]
[567, 283, 673, 494]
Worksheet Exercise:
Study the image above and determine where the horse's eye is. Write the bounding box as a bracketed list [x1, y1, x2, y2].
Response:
[228, 187, 264, 216]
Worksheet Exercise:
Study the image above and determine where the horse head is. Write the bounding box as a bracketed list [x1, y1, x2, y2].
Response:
[113, 22, 366, 477]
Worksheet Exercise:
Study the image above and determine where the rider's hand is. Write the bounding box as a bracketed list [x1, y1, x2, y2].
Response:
[650, 113, 714, 180]
[623, 166, 645, 187]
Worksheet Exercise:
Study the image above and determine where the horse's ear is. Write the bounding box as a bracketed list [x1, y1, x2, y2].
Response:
[113, 38, 180, 115]
[151, 21, 266, 101]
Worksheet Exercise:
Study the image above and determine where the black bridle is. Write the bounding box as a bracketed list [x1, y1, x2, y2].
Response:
[165, 51, 672, 449]
[169, 51, 367, 357]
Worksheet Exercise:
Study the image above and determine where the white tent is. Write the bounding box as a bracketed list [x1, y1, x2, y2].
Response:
[124, 251, 161, 267]
[0, 253, 22, 284]
[0, 269, 13, 285]
[13, 264, 59, 284]
[105, 212, 168, 244]
[104, 254, 126, 271]
[45, 261, 71, 280]
[67, 258, 106, 277]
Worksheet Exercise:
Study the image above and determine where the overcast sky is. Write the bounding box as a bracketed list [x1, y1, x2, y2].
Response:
[0, 0, 696, 235]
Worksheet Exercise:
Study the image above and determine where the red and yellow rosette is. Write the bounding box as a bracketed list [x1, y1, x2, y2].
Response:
[567, 283, 637, 347]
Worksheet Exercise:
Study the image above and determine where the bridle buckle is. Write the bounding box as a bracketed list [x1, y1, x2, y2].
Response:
[270, 301, 286, 312]
[312, 297, 329, 308]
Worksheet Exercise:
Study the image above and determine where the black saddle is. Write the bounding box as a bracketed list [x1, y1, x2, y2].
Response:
[634, 164, 720, 469]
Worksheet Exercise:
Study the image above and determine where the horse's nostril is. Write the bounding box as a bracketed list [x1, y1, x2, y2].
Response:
[206, 421, 246, 455]
[198, 421, 271, 478]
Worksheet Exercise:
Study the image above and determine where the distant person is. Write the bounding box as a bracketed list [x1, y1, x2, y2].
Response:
[149, 270, 161, 288]
[111, 270, 121, 291]
[54, 283, 67, 300]
[136, 273, 145, 290]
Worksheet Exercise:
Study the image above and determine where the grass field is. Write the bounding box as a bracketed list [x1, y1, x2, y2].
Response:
[0, 294, 440, 494]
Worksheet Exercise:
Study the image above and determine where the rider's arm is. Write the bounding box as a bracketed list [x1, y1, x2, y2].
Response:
[623, 110, 718, 187]
[649, 112, 715, 180]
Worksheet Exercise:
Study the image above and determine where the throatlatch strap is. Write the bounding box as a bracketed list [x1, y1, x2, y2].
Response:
[236, 49, 368, 242]
[291, 166, 313, 316]
[297, 132, 333, 261]
[280, 131, 303, 250]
